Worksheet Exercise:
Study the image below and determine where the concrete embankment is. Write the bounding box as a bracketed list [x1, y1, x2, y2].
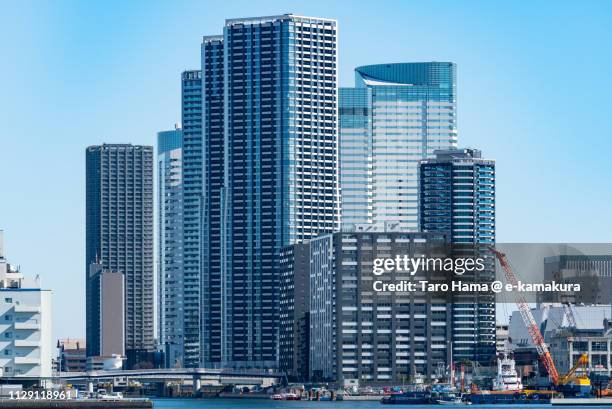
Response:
[0, 399, 153, 409]
[552, 397, 612, 406]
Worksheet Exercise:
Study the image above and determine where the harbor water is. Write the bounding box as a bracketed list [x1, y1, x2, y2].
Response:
[152, 398, 612, 409]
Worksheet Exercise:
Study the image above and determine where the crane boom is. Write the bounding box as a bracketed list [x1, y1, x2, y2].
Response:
[558, 353, 588, 385]
[490, 248, 560, 384]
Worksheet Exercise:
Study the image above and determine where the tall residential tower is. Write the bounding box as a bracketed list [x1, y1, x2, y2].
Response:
[200, 36, 225, 367]
[180, 71, 203, 368]
[86, 144, 155, 368]
[176, 14, 339, 369]
[419, 148, 496, 365]
[220, 14, 339, 368]
[157, 127, 184, 367]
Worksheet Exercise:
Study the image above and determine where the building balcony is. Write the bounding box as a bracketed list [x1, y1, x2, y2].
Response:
[14, 356, 40, 365]
[14, 305, 40, 313]
[14, 321, 40, 330]
[14, 339, 40, 347]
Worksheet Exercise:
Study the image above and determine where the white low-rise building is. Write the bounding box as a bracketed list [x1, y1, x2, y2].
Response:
[0, 231, 52, 380]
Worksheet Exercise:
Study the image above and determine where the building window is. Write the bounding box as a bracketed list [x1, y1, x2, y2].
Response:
[573, 341, 588, 352]
[4, 315, 12, 321]
[4, 349, 11, 356]
[591, 341, 608, 352]
[4, 298, 12, 303]
[4, 332, 11, 339]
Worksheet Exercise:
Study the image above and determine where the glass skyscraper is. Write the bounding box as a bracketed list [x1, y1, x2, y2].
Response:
[85, 144, 155, 368]
[340, 62, 457, 231]
[419, 148, 496, 365]
[157, 127, 184, 368]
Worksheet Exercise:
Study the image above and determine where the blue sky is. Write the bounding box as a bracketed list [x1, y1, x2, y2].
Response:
[1, 1, 611, 340]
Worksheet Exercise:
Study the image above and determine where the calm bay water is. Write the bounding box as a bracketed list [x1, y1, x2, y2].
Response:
[154, 399, 371, 408]
[152, 398, 611, 409]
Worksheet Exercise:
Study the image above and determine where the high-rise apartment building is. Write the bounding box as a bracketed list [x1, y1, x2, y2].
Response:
[180, 71, 203, 368]
[85, 144, 154, 368]
[340, 62, 457, 230]
[200, 36, 225, 367]
[157, 127, 184, 367]
[282, 230, 452, 384]
[221, 14, 339, 368]
[183, 14, 339, 369]
[420, 148, 496, 365]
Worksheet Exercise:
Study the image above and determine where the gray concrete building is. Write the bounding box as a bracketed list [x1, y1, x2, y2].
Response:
[283, 229, 452, 385]
[88, 263, 125, 357]
[496, 323, 509, 353]
[56, 339, 87, 372]
[279, 244, 311, 381]
[540, 255, 612, 305]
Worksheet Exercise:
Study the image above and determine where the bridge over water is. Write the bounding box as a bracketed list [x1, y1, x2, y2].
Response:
[57, 368, 284, 389]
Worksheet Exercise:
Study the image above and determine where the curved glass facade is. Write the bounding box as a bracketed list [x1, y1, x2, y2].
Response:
[340, 62, 457, 231]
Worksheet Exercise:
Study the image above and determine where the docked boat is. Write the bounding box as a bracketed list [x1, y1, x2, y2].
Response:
[271, 392, 301, 400]
[381, 391, 432, 405]
[491, 353, 523, 391]
[436, 393, 470, 405]
[469, 354, 557, 404]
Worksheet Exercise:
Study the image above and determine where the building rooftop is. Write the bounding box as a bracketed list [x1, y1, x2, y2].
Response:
[355, 62, 455, 88]
[57, 338, 86, 351]
[86, 144, 153, 151]
[0, 231, 44, 290]
[420, 148, 495, 164]
[225, 14, 337, 26]
[509, 305, 612, 348]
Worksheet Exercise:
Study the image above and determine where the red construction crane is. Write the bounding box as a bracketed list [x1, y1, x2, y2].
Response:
[490, 248, 560, 384]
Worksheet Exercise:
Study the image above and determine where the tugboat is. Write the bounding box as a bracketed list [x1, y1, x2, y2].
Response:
[469, 354, 556, 404]
[491, 353, 523, 391]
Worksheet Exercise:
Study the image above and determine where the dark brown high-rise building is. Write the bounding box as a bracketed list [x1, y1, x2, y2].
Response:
[86, 144, 154, 368]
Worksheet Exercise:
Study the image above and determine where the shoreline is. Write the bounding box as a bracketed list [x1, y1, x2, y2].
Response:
[0, 399, 153, 409]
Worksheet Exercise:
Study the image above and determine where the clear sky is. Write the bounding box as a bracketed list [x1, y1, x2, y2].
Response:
[0, 0, 611, 341]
